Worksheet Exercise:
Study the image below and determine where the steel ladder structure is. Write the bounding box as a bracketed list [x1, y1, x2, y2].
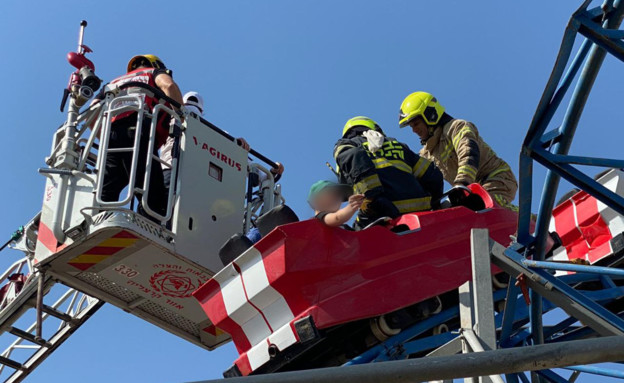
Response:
[0, 215, 103, 383]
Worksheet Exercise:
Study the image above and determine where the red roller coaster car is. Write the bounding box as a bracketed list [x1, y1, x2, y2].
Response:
[193, 184, 518, 376]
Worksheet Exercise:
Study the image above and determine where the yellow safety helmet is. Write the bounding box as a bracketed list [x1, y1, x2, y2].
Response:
[127, 54, 166, 72]
[342, 116, 382, 137]
[398, 92, 445, 127]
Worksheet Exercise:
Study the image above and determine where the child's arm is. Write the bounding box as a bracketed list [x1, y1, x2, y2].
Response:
[319, 194, 365, 227]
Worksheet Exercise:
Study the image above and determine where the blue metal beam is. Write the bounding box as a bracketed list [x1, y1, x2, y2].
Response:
[518, 372, 531, 383]
[546, 154, 624, 168]
[500, 282, 521, 345]
[536, 368, 570, 383]
[522, 259, 624, 277]
[549, 310, 624, 343]
[505, 247, 624, 333]
[377, 332, 457, 362]
[517, 3, 624, 366]
[563, 364, 624, 379]
[531, 148, 624, 216]
[344, 306, 459, 365]
[577, 13, 624, 61]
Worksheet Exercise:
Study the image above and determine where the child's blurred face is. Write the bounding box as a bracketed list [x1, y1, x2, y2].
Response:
[313, 188, 343, 213]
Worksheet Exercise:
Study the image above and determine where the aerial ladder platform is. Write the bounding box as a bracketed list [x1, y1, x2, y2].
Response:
[2, 0, 624, 382]
[0, 20, 284, 382]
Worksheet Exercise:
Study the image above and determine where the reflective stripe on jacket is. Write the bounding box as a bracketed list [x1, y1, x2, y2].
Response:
[110, 68, 171, 146]
[334, 135, 443, 213]
[420, 118, 517, 202]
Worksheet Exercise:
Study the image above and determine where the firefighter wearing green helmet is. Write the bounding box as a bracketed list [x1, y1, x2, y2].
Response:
[398, 92, 518, 210]
[334, 116, 444, 229]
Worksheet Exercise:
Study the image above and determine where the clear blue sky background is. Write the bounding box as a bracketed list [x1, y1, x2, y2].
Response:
[1, 0, 623, 382]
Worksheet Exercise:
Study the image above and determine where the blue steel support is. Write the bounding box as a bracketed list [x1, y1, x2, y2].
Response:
[546, 154, 624, 168]
[344, 271, 624, 369]
[344, 306, 459, 366]
[531, 27, 612, 352]
[535, 369, 570, 383]
[518, 373, 531, 383]
[502, 247, 624, 334]
[550, 311, 624, 343]
[382, 332, 457, 361]
[518, 5, 598, 360]
[543, 317, 580, 341]
[532, 0, 624, 257]
[531, 148, 624, 216]
[515, 3, 624, 374]
[517, 32, 591, 244]
[529, 288, 543, 347]
[563, 364, 624, 379]
[500, 282, 521, 345]
[522, 259, 624, 277]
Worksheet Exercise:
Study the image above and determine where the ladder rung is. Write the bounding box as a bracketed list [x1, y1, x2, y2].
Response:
[8, 327, 48, 346]
[41, 305, 73, 322]
[0, 355, 23, 371]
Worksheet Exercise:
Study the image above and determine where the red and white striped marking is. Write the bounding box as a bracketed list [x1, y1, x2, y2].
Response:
[209, 246, 297, 372]
[549, 170, 624, 270]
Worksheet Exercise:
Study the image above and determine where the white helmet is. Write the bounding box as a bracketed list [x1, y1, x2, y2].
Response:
[183, 91, 204, 116]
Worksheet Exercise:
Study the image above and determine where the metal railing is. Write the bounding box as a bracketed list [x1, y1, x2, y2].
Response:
[244, 163, 284, 233]
[44, 80, 284, 237]
[94, 94, 149, 208]
[141, 103, 181, 222]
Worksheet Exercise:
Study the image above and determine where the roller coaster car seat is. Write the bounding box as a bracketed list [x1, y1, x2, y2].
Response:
[459, 193, 487, 211]
[219, 233, 253, 266]
[465, 183, 493, 210]
[256, 205, 300, 237]
[443, 184, 491, 212]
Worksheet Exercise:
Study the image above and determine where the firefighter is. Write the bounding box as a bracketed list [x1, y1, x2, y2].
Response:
[334, 116, 443, 229]
[94, 54, 184, 221]
[398, 91, 518, 210]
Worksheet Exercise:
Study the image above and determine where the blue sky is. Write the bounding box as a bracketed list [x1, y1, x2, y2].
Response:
[1, 0, 623, 382]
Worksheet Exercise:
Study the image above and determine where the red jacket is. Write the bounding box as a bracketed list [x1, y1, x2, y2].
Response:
[110, 67, 171, 146]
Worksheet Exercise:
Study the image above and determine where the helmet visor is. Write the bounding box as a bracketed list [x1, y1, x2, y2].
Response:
[131, 57, 152, 70]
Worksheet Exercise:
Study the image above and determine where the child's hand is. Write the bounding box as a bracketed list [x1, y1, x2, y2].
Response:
[348, 194, 365, 210]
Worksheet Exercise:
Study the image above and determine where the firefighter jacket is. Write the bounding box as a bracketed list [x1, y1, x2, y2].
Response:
[420, 117, 518, 205]
[334, 134, 443, 214]
[105, 67, 173, 147]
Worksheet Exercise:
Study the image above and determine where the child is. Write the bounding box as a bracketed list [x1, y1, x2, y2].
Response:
[307, 180, 365, 228]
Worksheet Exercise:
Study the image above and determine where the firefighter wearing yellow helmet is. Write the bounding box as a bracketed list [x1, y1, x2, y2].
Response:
[334, 116, 443, 228]
[91, 54, 184, 221]
[127, 54, 167, 72]
[398, 92, 518, 210]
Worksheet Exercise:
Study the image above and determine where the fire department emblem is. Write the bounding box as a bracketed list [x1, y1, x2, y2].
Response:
[149, 269, 199, 298]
